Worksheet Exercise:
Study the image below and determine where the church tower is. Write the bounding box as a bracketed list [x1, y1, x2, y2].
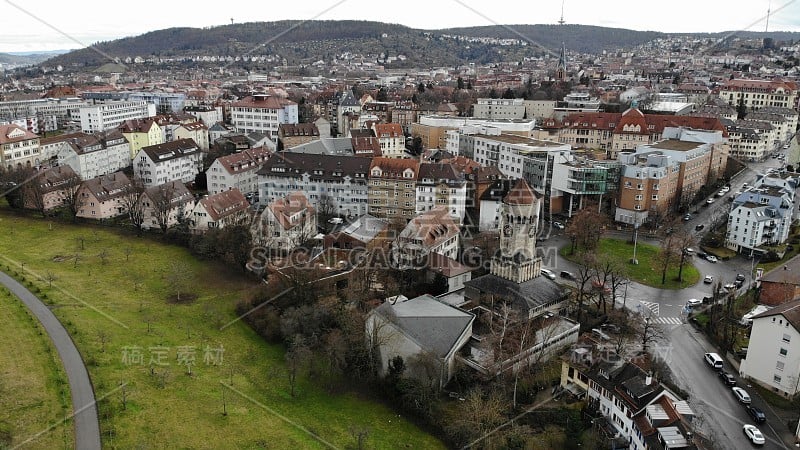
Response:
[490, 179, 543, 283]
[555, 42, 567, 82]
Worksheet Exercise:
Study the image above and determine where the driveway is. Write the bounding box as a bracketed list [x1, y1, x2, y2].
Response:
[0, 271, 101, 450]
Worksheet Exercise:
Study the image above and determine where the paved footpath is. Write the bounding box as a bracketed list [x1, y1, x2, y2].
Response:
[0, 271, 101, 450]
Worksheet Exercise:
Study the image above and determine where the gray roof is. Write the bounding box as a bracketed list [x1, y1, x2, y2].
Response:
[466, 273, 567, 314]
[374, 294, 474, 358]
[339, 89, 360, 107]
[340, 214, 388, 242]
[287, 137, 354, 155]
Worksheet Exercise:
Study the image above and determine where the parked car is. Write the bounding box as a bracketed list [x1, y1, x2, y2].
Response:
[706, 198, 715, 204]
[743, 424, 765, 445]
[683, 214, 692, 221]
[560, 271, 575, 280]
[552, 221, 565, 230]
[746, 405, 767, 423]
[736, 273, 746, 283]
[540, 268, 556, 280]
[683, 247, 695, 256]
[732, 387, 752, 404]
[697, 252, 708, 260]
[695, 224, 705, 231]
[704, 275, 714, 284]
[724, 283, 736, 290]
[686, 298, 702, 308]
[718, 371, 736, 386]
[706, 255, 718, 263]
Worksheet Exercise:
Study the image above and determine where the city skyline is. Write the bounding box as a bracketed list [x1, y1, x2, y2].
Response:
[2, 0, 799, 53]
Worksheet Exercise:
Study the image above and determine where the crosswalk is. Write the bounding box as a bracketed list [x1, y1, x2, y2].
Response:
[651, 316, 684, 325]
[638, 300, 660, 317]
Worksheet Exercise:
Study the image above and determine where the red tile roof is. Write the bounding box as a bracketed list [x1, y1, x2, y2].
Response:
[504, 179, 538, 205]
[232, 95, 296, 110]
[373, 123, 403, 138]
[0, 124, 38, 145]
[199, 188, 250, 222]
[369, 157, 420, 179]
[268, 192, 314, 230]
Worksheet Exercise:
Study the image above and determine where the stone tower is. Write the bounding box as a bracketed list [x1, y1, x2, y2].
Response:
[490, 179, 543, 283]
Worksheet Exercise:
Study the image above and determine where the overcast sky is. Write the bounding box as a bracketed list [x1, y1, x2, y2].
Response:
[2, 0, 799, 53]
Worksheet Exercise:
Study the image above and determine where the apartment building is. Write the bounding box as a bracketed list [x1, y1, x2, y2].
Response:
[139, 181, 195, 231]
[741, 299, 800, 397]
[0, 97, 87, 132]
[254, 191, 317, 251]
[79, 101, 157, 132]
[256, 153, 371, 219]
[726, 175, 797, 254]
[368, 157, 420, 222]
[119, 118, 164, 159]
[0, 124, 42, 169]
[415, 163, 468, 224]
[472, 98, 526, 120]
[719, 78, 798, 112]
[54, 130, 131, 180]
[76, 171, 132, 220]
[230, 94, 299, 142]
[391, 206, 460, 270]
[133, 138, 202, 187]
[277, 123, 320, 149]
[206, 146, 271, 195]
[372, 123, 405, 158]
[411, 115, 536, 150]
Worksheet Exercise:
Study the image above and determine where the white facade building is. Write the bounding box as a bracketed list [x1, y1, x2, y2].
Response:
[741, 299, 800, 396]
[133, 138, 202, 187]
[55, 130, 131, 180]
[206, 146, 271, 195]
[230, 94, 298, 142]
[726, 175, 797, 254]
[473, 98, 527, 120]
[79, 101, 157, 132]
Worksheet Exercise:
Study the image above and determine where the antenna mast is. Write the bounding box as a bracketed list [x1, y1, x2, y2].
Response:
[765, 0, 771, 32]
[558, 0, 566, 25]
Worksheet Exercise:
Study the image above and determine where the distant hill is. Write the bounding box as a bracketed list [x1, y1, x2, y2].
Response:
[0, 50, 68, 66]
[42, 21, 800, 71]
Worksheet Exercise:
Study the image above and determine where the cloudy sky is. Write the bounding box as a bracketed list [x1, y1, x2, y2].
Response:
[2, 0, 799, 53]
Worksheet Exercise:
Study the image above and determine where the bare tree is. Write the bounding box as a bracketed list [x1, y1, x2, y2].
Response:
[150, 183, 177, 234]
[121, 180, 146, 235]
[573, 252, 597, 321]
[44, 270, 58, 288]
[633, 316, 666, 353]
[123, 246, 133, 262]
[673, 228, 697, 282]
[317, 193, 337, 226]
[285, 335, 312, 397]
[657, 233, 680, 285]
[97, 330, 110, 353]
[61, 173, 85, 220]
[348, 425, 370, 450]
[445, 387, 508, 448]
[22, 175, 46, 216]
[565, 203, 607, 253]
[98, 248, 110, 265]
[165, 261, 193, 303]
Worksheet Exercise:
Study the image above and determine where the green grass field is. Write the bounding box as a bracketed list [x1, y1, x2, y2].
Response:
[561, 238, 700, 289]
[0, 212, 443, 449]
[0, 286, 73, 449]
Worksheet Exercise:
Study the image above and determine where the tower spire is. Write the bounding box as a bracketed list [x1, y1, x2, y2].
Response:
[556, 42, 567, 82]
[558, 0, 566, 25]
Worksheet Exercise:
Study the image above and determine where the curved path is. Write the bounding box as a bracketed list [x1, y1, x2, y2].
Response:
[0, 271, 101, 450]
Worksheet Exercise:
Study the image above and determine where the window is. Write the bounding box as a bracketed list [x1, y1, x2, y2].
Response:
[780, 348, 788, 357]
[777, 361, 785, 371]
[774, 374, 782, 384]
[783, 334, 791, 343]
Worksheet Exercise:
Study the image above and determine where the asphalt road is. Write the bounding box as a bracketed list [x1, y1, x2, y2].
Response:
[669, 325, 788, 450]
[0, 271, 101, 450]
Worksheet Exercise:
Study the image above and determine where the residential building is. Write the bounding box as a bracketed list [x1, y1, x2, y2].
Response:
[119, 118, 164, 159]
[254, 191, 317, 251]
[723, 121, 771, 162]
[139, 181, 195, 231]
[365, 294, 475, 389]
[758, 255, 800, 306]
[350, 129, 382, 157]
[54, 130, 131, 180]
[524, 100, 557, 120]
[133, 138, 202, 187]
[426, 252, 473, 294]
[79, 101, 157, 133]
[183, 105, 223, 126]
[257, 153, 370, 218]
[206, 146, 271, 195]
[0, 97, 87, 131]
[76, 172, 132, 220]
[278, 123, 320, 149]
[372, 123, 405, 158]
[23, 165, 80, 211]
[725, 176, 797, 254]
[0, 124, 42, 169]
[415, 162, 468, 223]
[191, 189, 250, 232]
[552, 92, 601, 120]
[174, 122, 209, 151]
[208, 122, 235, 143]
[741, 299, 800, 396]
[411, 115, 536, 150]
[337, 89, 361, 136]
[473, 98, 527, 120]
[391, 206, 460, 270]
[230, 94, 299, 142]
[719, 79, 798, 112]
[368, 157, 420, 222]
[561, 347, 695, 450]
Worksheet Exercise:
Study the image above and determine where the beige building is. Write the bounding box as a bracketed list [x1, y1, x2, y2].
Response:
[255, 191, 317, 252]
[277, 123, 320, 149]
[76, 172, 132, 220]
[372, 123, 405, 158]
[174, 122, 209, 151]
[23, 166, 80, 212]
[368, 157, 420, 222]
[719, 79, 798, 112]
[119, 118, 164, 160]
[191, 189, 250, 232]
[0, 124, 41, 170]
[138, 181, 195, 231]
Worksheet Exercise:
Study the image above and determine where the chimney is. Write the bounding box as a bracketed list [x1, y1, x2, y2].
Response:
[645, 372, 653, 385]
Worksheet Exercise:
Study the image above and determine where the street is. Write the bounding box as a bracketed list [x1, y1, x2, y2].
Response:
[669, 325, 787, 450]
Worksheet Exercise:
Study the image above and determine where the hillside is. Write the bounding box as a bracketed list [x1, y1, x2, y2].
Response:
[45, 21, 669, 70]
[42, 21, 800, 71]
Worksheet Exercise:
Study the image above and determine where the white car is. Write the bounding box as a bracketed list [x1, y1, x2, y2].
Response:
[732, 386, 752, 404]
[552, 221, 565, 230]
[540, 268, 556, 280]
[706, 198, 715, 204]
[706, 255, 718, 263]
[704, 275, 714, 284]
[743, 424, 765, 445]
[686, 298, 702, 307]
[724, 283, 736, 290]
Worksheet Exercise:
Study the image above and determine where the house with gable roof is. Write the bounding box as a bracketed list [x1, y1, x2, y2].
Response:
[368, 157, 420, 222]
[138, 180, 195, 231]
[76, 171, 132, 220]
[133, 138, 202, 187]
[254, 191, 317, 252]
[0, 124, 41, 169]
[741, 298, 800, 397]
[391, 206, 460, 270]
[206, 146, 271, 195]
[191, 188, 250, 232]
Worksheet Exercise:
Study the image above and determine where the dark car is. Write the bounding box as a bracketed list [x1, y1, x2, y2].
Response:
[746, 405, 767, 423]
[718, 371, 736, 386]
[560, 271, 575, 280]
[697, 252, 708, 260]
[695, 224, 705, 231]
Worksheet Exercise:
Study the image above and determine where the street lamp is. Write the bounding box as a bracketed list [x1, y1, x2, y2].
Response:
[631, 220, 640, 265]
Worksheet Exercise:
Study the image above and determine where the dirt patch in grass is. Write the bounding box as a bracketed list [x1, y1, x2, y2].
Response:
[166, 292, 199, 304]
